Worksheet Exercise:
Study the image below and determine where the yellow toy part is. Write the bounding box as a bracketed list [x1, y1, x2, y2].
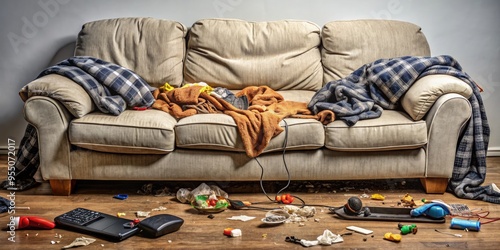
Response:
[370, 193, 385, 200]
[160, 82, 174, 92]
[384, 232, 401, 242]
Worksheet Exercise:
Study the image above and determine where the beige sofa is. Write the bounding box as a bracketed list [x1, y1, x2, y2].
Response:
[20, 18, 474, 195]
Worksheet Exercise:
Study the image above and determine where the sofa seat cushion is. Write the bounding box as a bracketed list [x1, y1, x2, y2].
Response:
[69, 109, 177, 154]
[325, 110, 427, 151]
[175, 114, 325, 154]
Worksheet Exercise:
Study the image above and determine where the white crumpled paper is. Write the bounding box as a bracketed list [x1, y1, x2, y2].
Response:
[227, 215, 256, 222]
[62, 237, 96, 249]
[297, 230, 343, 247]
[317, 229, 343, 245]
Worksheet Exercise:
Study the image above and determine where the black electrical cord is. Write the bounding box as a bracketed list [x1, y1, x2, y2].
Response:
[253, 120, 339, 210]
[255, 119, 291, 202]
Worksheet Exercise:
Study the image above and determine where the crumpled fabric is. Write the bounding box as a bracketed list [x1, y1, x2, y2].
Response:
[317, 229, 343, 245]
[299, 239, 318, 247]
[295, 230, 343, 247]
[62, 237, 96, 249]
[211, 87, 249, 110]
[282, 205, 316, 218]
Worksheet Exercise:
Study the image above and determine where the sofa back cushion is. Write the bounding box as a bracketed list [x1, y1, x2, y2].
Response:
[322, 19, 430, 84]
[75, 17, 187, 88]
[184, 18, 323, 91]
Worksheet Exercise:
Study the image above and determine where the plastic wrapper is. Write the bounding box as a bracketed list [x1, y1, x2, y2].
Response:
[176, 183, 228, 204]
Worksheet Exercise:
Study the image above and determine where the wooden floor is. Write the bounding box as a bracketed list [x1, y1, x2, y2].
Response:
[1, 155, 499, 249]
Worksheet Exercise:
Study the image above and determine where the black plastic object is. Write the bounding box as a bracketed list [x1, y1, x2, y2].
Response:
[137, 214, 184, 238]
[344, 197, 363, 215]
[331, 206, 445, 223]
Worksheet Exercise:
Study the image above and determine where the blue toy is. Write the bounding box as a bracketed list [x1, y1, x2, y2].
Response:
[410, 202, 450, 219]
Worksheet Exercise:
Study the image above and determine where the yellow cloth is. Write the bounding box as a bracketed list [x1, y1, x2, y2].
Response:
[182, 82, 213, 94]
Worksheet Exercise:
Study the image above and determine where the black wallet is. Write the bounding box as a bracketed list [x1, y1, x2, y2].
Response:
[137, 214, 184, 238]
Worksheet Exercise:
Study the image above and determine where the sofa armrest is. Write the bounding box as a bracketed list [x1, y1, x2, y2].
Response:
[24, 96, 73, 180]
[401, 75, 472, 120]
[424, 93, 471, 178]
[20, 74, 95, 118]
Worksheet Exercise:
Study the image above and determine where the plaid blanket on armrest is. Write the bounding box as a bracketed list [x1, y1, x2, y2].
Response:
[3, 57, 155, 190]
[38, 56, 155, 115]
[308, 55, 499, 203]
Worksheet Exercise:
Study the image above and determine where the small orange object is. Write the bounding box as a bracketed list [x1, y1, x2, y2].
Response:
[276, 194, 294, 204]
[223, 228, 233, 236]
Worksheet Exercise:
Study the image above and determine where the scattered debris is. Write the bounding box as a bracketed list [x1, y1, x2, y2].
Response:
[113, 194, 128, 200]
[117, 212, 126, 217]
[340, 187, 355, 192]
[275, 193, 294, 204]
[230, 229, 242, 237]
[383, 232, 401, 242]
[398, 223, 418, 234]
[285, 230, 343, 247]
[138, 183, 175, 196]
[371, 193, 385, 201]
[359, 193, 370, 199]
[177, 183, 229, 205]
[227, 215, 256, 222]
[136, 211, 150, 218]
[317, 229, 343, 245]
[153, 187, 172, 197]
[62, 237, 96, 249]
[192, 193, 229, 212]
[223, 228, 242, 237]
[262, 209, 289, 224]
[207, 214, 215, 219]
[176, 188, 191, 203]
[152, 206, 167, 211]
[435, 229, 462, 238]
[282, 205, 316, 218]
[400, 193, 416, 207]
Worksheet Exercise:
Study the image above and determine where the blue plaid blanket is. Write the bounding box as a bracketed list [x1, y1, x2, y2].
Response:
[39, 56, 155, 115]
[309, 55, 499, 203]
[3, 57, 155, 190]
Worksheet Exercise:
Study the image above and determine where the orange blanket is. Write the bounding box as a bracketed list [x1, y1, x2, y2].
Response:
[152, 85, 334, 158]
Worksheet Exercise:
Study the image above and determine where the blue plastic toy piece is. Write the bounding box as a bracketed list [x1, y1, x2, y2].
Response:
[113, 194, 129, 200]
[410, 202, 450, 219]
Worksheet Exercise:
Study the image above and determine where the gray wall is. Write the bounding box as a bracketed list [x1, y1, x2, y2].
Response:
[1, 0, 499, 155]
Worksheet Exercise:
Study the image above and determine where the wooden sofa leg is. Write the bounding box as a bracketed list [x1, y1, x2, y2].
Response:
[420, 178, 448, 194]
[49, 180, 75, 196]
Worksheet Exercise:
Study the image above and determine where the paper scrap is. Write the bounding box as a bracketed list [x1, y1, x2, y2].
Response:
[227, 215, 256, 222]
[62, 237, 96, 249]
